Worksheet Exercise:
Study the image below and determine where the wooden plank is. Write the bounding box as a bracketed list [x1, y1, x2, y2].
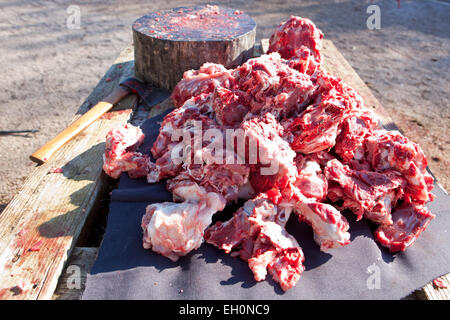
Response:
[0, 47, 138, 300]
[422, 275, 450, 300]
[52, 247, 98, 300]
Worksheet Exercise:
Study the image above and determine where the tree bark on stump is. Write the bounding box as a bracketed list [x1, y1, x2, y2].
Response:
[133, 5, 256, 90]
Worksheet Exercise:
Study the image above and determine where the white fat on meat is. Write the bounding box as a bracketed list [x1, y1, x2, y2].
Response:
[205, 195, 305, 291]
[324, 159, 405, 225]
[288, 187, 350, 251]
[103, 124, 148, 179]
[365, 129, 434, 204]
[171, 63, 235, 108]
[374, 203, 435, 252]
[141, 182, 226, 261]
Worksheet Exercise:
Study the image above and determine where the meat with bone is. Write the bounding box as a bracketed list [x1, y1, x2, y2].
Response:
[334, 108, 380, 163]
[325, 159, 405, 225]
[171, 63, 235, 108]
[205, 195, 305, 291]
[148, 94, 218, 183]
[233, 53, 315, 118]
[212, 87, 249, 127]
[287, 46, 322, 76]
[167, 163, 250, 203]
[268, 16, 323, 62]
[103, 124, 148, 179]
[248, 226, 305, 292]
[283, 185, 351, 251]
[374, 203, 435, 252]
[142, 181, 226, 261]
[286, 71, 364, 154]
[239, 113, 298, 194]
[151, 93, 214, 160]
[365, 130, 434, 204]
[293, 155, 328, 201]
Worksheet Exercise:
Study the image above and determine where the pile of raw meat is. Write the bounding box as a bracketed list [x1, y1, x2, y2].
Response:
[103, 17, 435, 291]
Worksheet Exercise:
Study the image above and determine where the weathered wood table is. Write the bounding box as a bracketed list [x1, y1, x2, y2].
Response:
[0, 40, 448, 300]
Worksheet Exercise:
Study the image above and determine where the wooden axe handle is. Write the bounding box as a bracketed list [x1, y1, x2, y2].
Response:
[30, 86, 130, 164]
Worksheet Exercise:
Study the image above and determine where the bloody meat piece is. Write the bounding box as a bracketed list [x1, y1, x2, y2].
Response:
[103, 124, 148, 179]
[239, 113, 298, 194]
[151, 93, 214, 159]
[365, 130, 435, 204]
[233, 53, 315, 118]
[171, 63, 235, 108]
[287, 46, 322, 76]
[148, 94, 219, 183]
[261, 185, 350, 252]
[287, 71, 364, 154]
[374, 203, 435, 252]
[334, 109, 380, 163]
[293, 156, 328, 201]
[205, 195, 304, 291]
[268, 16, 323, 62]
[285, 185, 351, 251]
[325, 159, 405, 225]
[141, 182, 226, 261]
[212, 87, 249, 127]
[167, 163, 250, 204]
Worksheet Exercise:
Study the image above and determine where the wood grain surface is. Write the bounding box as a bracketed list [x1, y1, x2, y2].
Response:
[133, 5, 256, 90]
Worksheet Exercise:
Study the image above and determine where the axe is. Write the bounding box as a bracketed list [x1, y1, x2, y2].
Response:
[29, 77, 169, 164]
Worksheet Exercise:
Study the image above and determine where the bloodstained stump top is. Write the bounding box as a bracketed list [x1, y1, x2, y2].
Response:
[132, 5, 256, 42]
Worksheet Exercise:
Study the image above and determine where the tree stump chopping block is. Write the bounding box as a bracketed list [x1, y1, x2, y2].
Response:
[132, 5, 256, 90]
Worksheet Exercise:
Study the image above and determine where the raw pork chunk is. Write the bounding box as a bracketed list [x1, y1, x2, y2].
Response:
[103, 124, 148, 179]
[148, 94, 219, 183]
[142, 182, 226, 261]
[239, 113, 298, 194]
[286, 71, 364, 154]
[268, 16, 323, 62]
[374, 203, 435, 252]
[282, 185, 351, 251]
[232, 53, 315, 118]
[365, 130, 434, 204]
[325, 159, 405, 225]
[334, 109, 380, 163]
[171, 63, 235, 108]
[205, 195, 305, 291]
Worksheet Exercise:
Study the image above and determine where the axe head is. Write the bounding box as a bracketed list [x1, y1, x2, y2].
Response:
[119, 77, 170, 107]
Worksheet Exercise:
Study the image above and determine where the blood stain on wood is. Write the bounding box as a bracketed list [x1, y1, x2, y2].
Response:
[0, 287, 9, 298]
[100, 109, 132, 120]
[433, 277, 447, 289]
[49, 167, 64, 174]
[28, 240, 43, 252]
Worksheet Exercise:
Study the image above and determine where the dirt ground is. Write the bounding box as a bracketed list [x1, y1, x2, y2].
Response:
[0, 0, 449, 213]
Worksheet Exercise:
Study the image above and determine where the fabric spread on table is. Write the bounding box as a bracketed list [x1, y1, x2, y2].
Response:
[82, 110, 450, 300]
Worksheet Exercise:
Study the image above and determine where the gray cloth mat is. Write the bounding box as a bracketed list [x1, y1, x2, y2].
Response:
[82, 110, 450, 300]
